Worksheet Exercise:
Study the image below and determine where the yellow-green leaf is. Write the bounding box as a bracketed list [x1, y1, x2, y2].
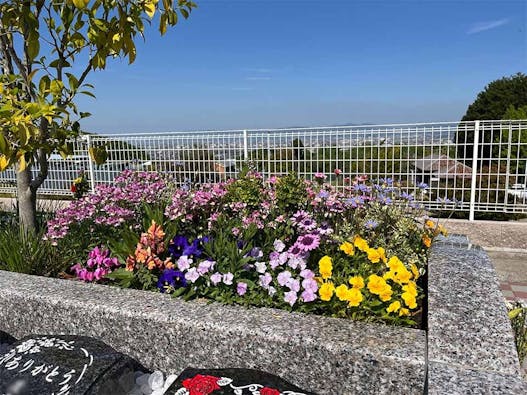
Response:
[72, 0, 90, 9]
[144, 2, 156, 19]
[509, 308, 523, 319]
[0, 134, 7, 154]
[0, 155, 9, 171]
[17, 153, 27, 172]
[89, 146, 108, 165]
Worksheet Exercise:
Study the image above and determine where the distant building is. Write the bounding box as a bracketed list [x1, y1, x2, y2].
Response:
[412, 154, 472, 184]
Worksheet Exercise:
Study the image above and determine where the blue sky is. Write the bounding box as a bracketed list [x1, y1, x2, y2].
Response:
[77, 0, 527, 134]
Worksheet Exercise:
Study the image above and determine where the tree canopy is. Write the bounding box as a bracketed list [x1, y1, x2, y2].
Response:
[462, 72, 527, 121]
[456, 73, 527, 166]
[0, 0, 196, 232]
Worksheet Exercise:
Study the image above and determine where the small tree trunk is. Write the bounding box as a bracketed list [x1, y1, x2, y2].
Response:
[16, 164, 37, 234]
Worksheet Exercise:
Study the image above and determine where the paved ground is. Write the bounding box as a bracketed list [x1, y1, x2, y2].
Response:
[488, 250, 527, 304]
[445, 218, 527, 250]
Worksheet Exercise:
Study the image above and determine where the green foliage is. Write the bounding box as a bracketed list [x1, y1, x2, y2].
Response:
[462, 73, 527, 121]
[0, 226, 70, 276]
[225, 171, 265, 209]
[275, 172, 308, 211]
[456, 73, 527, 165]
[508, 302, 527, 364]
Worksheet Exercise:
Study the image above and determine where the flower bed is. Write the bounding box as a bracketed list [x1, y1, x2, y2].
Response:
[45, 170, 446, 327]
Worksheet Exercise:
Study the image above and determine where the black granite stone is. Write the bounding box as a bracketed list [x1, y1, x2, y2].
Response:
[0, 330, 16, 345]
[0, 334, 143, 395]
[169, 367, 317, 395]
[0, 330, 17, 357]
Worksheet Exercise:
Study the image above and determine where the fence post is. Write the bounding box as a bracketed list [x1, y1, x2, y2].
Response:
[85, 134, 96, 193]
[243, 129, 249, 161]
[468, 121, 480, 221]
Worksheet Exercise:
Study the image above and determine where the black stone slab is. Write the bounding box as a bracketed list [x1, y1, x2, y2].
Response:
[169, 367, 317, 395]
[0, 330, 16, 356]
[0, 335, 142, 395]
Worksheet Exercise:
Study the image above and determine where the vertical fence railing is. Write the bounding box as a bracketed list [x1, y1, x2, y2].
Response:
[0, 120, 526, 218]
[469, 121, 480, 221]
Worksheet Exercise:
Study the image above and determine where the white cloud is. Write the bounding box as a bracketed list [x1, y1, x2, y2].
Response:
[467, 18, 510, 34]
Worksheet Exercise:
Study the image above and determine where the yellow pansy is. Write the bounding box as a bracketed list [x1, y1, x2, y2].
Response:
[425, 219, 435, 228]
[383, 270, 395, 281]
[410, 263, 420, 279]
[335, 284, 350, 301]
[318, 256, 333, 279]
[402, 282, 418, 297]
[347, 288, 363, 307]
[319, 282, 335, 301]
[367, 274, 387, 295]
[366, 248, 381, 263]
[348, 275, 365, 289]
[353, 235, 369, 252]
[401, 291, 417, 309]
[379, 285, 393, 302]
[387, 256, 404, 271]
[399, 308, 410, 316]
[377, 247, 387, 263]
[386, 300, 401, 313]
[395, 267, 412, 284]
[339, 241, 355, 256]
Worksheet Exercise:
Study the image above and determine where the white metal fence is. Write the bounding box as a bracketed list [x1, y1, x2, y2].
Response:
[1, 120, 526, 219]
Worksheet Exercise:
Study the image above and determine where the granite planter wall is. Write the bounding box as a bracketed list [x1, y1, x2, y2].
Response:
[0, 236, 524, 394]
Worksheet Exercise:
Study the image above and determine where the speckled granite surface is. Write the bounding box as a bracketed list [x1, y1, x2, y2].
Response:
[0, 270, 426, 395]
[428, 236, 523, 377]
[428, 362, 527, 395]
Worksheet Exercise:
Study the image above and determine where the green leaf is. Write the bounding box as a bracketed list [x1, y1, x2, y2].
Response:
[66, 73, 79, 90]
[27, 33, 40, 60]
[509, 308, 523, 319]
[0, 134, 8, 154]
[159, 14, 168, 35]
[39, 76, 51, 94]
[72, 0, 90, 9]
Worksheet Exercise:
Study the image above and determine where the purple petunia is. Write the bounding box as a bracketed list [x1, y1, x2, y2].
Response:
[284, 290, 298, 306]
[185, 268, 200, 283]
[237, 282, 248, 296]
[210, 272, 222, 285]
[277, 271, 292, 287]
[222, 272, 234, 285]
[259, 273, 272, 289]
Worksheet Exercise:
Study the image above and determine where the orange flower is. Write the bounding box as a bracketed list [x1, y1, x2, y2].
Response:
[125, 256, 136, 271]
[134, 245, 149, 264]
[148, 220, 165, 241]
[422, 235, 432, 248]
